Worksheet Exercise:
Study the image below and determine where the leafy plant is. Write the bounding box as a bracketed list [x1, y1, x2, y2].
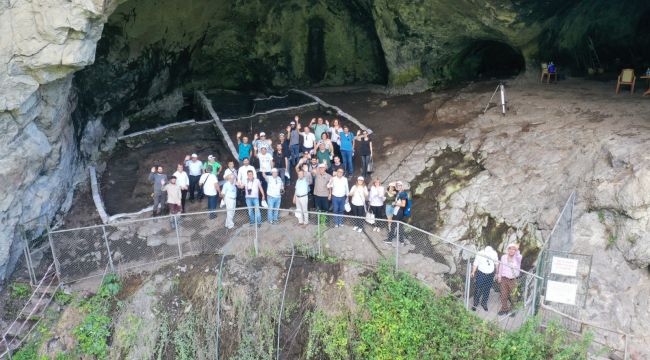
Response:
[53, 289, 74, 305]
[606, 234, 618, 249]
[597, 210, 605, 224]
[173, 313, 199, 360]
[10, 282, 31, 300]
[306, 311, 351, 360]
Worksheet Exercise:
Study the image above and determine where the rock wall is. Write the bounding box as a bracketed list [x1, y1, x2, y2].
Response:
[0, 0, 121, 283]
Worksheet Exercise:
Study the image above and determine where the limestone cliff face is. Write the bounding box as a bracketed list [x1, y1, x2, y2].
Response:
[0, 0, 123, 282]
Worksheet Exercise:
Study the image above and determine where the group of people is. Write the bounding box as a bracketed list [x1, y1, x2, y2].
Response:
[471, 243, 523, 315]
[148, 115, 412, 242]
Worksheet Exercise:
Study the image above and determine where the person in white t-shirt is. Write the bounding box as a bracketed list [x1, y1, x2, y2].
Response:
[349, 177, 369, 233]
[327, 168, 349, 227]
[184, 153, 203, 202]
[300, 126, 316, 154]
[237, 157, 256, 206]
[258, 147, 273, 175]
[172, 164, 190, 212]
[265, 168, 284, 224]
[199, 165, 220, 219]
[471, 245, 499, 311]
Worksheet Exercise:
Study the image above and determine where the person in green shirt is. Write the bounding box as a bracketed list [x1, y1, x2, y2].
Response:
[203, 155, 222, 177]
[310, 117, 329, 141]
[316, 141, 332, 170]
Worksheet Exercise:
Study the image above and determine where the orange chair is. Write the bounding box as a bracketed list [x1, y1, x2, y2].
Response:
[540, 63, 558, 83]
[615, 69, 636, 94]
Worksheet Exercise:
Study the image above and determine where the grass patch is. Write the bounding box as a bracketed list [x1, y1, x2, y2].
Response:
[10, 282, 31, 300]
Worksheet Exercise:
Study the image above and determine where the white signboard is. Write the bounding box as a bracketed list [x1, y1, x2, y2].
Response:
[545, 280, 577, 305]
[551, 256, 579, 277]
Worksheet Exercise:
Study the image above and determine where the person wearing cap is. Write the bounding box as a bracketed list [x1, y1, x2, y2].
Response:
[312, 163, 332, 212]
[355, 129, 373, 179]
[184, 153, 203, 202]
[238, 169, 265, 224]
[310, 117, 329, 142]
[293, 168, 311, 225]
[221, 174, 238, 229]
[272, 143, 288, 181]
[327, 168, 349, 227]
[471, 245, 499, 311]
[203, 155, 222, 177]
[497, 243, 523, 315]
[149, 165, 168, 217]
[162, 175, 182, 228]
[368, 178, 386, 232]
[300, 125, 316, 155]
[236, 132, 253, 163]
[253, 132, 272, 156]
[266, 168, 284, 224]
[349, 176, 369, 233]
[339, 125, 355, 177]
[199, 165, 220, 219]
[287, 116, 301, 168]
[387, 181, 408, 243]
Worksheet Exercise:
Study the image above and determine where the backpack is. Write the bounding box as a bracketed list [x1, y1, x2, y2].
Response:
[403, 192, 412, 217]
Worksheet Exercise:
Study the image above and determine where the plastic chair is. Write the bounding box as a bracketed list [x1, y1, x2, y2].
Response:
[615, 69, 636, 94]
[540, 63, 557, 83]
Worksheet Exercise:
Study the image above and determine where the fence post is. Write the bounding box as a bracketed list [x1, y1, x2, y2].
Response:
[317, 213, 322, 257]
[45, 223, 62, 281]
[21, 227, 36, 286]
[531, 275, 539, 317]
[464, 258, 472, 309]
[174, 215, 182, 258]
[101, 225, 115, 272]
[4, 335, 12, 359]
[395, 222, 400, 271]
[254, 205, 259, 256]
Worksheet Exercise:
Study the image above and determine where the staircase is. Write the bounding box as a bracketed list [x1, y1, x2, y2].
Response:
[0, 263, 59, 358]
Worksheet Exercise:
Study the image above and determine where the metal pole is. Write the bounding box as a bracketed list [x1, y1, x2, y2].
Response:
[254, 205, 259, 256]
[395, 222, 400, 271]
[45, 223, 62, 281]
[174, 216, 182, 258]
[317, 213, 322, 257]
[4, 335, 12, 359]
[101, 225, 115, 272]
[22, 236, 36, 286]
[499, 84, 506, 116]
[464, 259, 472, 309]
[623, 333, 628, 360]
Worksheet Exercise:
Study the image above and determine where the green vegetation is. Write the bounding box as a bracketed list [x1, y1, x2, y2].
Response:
[9, 282, 31, 300]
[305, 264, 590, 360]
[73, 274, 121, 359]
[606, 234, 618, 249]
[173, 313, 199, 360]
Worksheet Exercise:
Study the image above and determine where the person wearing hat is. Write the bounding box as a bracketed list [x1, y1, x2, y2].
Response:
[184, 154, 203, 202]
[312, 163, 332, 212]
[471, 245, 499, 311]
[328, 168, 349, 227]
[203, 155, 222, 177]
[253, 132, 272, 156]
[266, 168, 284, 224]
[496, 243, 523, 315]
[349, 176, 369, 233]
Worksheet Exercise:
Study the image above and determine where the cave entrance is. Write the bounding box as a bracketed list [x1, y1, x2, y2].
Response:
[306, 17, 326, 82]
[450, 40, 525, 80]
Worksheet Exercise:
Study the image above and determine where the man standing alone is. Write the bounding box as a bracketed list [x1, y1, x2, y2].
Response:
[185, 153, 203, 202]
[149, 166, 167, 217]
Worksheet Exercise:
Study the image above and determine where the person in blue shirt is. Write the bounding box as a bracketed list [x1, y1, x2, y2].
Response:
[338, 125, 355, 177]
[236, 131, 253, 163]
